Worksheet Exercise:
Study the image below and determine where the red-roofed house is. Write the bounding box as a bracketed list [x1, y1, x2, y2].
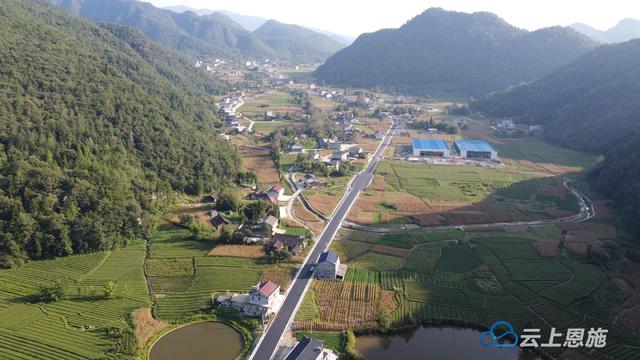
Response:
[216, 281, 284, 317]
[267, 185, 285, 201]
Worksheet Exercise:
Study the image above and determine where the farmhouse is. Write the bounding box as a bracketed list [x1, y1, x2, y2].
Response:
[315, 251, 348, 281]
[217, 281, 284, 317]
[264, 215, 279, 234]
[331, 151, 349, 162]
[267, 185, 286, 202]
[284, 336, 338, 360]
[453, 140, 498, 160]
[411, 138, 450, 157]
[209, 210, 230, 228]
[269, 233, 308, 256]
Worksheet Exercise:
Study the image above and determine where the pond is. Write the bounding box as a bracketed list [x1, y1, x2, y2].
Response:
[149, 321, 244, 360]
[356, 325, 542, 360]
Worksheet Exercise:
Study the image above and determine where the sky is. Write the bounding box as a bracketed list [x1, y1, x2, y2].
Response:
[147, 0, 640, 37]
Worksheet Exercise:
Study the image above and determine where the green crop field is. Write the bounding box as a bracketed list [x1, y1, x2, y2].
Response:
[253, 120, 290, 134]
[347, 252, 403, 272]
[298, 228, 640, 359]
[492, 137, 597, 168]
[148, 226, 212, 258]
[0, 246, 149, 359]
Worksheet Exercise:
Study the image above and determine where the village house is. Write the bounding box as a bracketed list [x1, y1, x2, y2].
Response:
[264, 215, 279, 235]
[268, 233, 308, 256]
[209, 210, 230, 228]
[284, 336, 338, 360]
[288, 143, 303, 153]
[315, 251, 348, 280]
[217, 281, 284, 317]
[331, 151, 349, 162]
[267, 185, 286, 202]
[348, 146, 363, 157]
[302, 173, 324, 189]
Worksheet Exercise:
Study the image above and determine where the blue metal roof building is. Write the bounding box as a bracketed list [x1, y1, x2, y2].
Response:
[453, 140, 498, 160]
[411, 138, 451, 157]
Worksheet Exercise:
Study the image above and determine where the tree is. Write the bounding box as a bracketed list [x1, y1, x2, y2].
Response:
[265, 247, 292, 263]
[39, 280, 66, 302]
[219, 225, 234, 243]
[242, 201, 276, 224]
[344, 330, 364, 360]
[103, 280, 117, 298]
[217, 189, 240, 212]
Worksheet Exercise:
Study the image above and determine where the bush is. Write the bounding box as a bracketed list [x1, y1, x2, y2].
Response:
[39, 280, 66, 302]
[217, 189, 241, 212]
[344, 330, 364, 360]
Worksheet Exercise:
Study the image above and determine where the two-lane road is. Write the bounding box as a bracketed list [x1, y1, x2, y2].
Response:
[249, 119, 396, 360]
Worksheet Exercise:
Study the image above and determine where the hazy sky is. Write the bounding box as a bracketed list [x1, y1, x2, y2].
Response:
[147, 0, 640, 36]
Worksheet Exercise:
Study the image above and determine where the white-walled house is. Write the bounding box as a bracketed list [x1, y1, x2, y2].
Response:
[217, 281, 284, 317]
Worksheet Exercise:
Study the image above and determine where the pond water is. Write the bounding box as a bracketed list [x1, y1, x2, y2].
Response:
[356, 325, 542, 360]
[149, 321, 244, 360]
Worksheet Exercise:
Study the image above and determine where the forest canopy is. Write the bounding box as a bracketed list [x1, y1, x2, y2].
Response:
[0, 0, 240, 267]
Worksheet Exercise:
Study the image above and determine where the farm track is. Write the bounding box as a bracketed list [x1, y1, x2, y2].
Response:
[342, 179, 595, 234]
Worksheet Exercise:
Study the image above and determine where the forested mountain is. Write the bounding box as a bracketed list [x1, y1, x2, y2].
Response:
[315, 8, 596, 97]
[473, 40, 640, 235]
[0, 0, 240, 267]
[254, 20, 346, 63]
[45, 0, 277, 59]
[571, 18, 640, 43]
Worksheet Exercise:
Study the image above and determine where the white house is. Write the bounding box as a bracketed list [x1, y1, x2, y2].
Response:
[217, 281, 284, 317]
[267, 185, 286, 201]
[316, 251, 347, 281]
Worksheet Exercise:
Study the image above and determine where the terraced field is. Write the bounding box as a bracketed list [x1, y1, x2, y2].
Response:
[302, 231, 640, 360]
[0, 246, 149, 359]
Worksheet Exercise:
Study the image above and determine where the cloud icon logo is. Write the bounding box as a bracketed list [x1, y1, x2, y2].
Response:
[480, 321, 519, 347]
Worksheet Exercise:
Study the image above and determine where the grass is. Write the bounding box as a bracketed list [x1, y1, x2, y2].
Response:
[148, 226, 212, 259]
[329, 240, 372, 261]
[401, 244, 446, 274]
[434, 246, 482, 273]
[0, 246, 149, 359]
[253, 120, 289, 134]
[295, 288, 321, 322]
[492, 137, 597, 168]
[348, 252, 403, 272]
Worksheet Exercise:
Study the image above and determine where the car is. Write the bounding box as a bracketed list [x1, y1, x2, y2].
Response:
[309, 265, 315, 273]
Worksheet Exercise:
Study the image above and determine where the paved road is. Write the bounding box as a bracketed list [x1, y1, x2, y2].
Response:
[249, 119, 396, 360]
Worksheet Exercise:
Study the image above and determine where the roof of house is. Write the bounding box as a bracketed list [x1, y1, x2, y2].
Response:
[411, 138, 449, 151]
[272, 234, 306, 248]
[303, 173, 316, 180]
[454, 139, 496, 153]
[269, 185, 285, 193]
[284, 336, 324, 360]
[258, 281, 279, 297]
[264, 215, 278, 227]
[318, 251, 338, 265]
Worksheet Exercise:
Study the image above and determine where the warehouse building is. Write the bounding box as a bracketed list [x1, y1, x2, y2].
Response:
[411, 138, 450, 157]
[453, 140, 497, 160]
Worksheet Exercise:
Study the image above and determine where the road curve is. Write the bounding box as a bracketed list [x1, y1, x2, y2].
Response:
[248, 119, 396, 360]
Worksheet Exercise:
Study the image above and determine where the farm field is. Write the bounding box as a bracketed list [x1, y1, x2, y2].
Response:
[347, 160, 580, 227]
[147, 225, 299, 322]
[0, 246, 149, 359]
[238, 145, 281, 186]
[238, 90, 300, 116]
[299, 229, 640, 360]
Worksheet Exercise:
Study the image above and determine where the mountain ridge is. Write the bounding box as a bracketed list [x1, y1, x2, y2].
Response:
[315, 8, 596, 97]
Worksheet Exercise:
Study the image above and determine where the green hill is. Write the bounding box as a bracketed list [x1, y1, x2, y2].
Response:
[473, 40, 640, 235]
[0, 0, 240, 266]
[45, 0, 276, 59]
[253, 20, 346, 63]
[314, 8, 596, 97]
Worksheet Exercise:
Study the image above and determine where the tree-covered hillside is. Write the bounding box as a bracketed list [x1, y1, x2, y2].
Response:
[254, 20, 346, 63]
[45, 0, 277, 59]
[314, 8, 596, 97]
[0, 0, 240, 266]
[473, 40, 640, 235]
